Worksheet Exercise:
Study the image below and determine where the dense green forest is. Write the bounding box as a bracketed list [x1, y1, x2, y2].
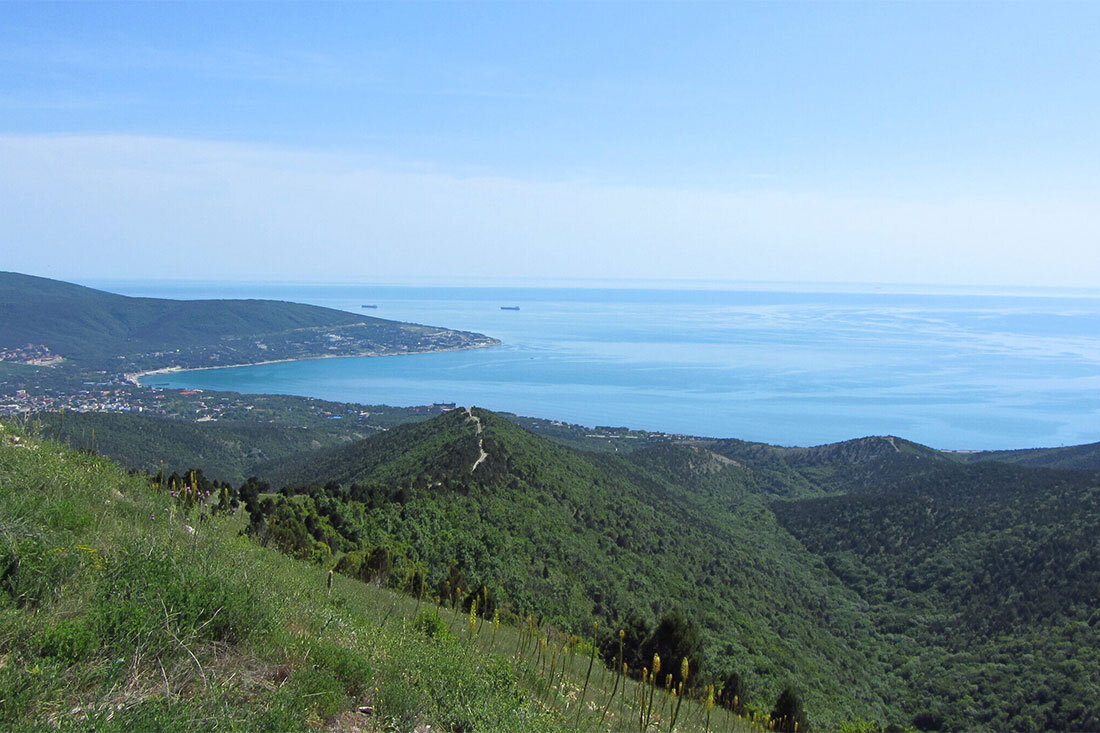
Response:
[774, 463, 1100, 731]
[27, 408, 682, 485]
[248, 408, 1100, 731]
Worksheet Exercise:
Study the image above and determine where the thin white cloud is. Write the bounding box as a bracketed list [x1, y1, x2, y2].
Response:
[1, 134, 1098, 288]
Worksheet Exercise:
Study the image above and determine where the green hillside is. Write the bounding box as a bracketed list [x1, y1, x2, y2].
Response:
[10, 397, 1098, 730]
[773, 463, 1100, 731]
[5, 422, 784, 732]
[29, 410, 376, 485]
[253, 409, 1100, 731]
[640, 435, 951, 499]
[0, 271, 495, 370]
[0, 423, 585, 731]
[256, 408, 908, 728]
[0, 271, 361, 361]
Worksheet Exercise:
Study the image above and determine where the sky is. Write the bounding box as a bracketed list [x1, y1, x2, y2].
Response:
[2, 1, 1099, 288]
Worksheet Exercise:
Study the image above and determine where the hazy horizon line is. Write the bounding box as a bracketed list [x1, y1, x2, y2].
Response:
[69, 273, 1100, 300]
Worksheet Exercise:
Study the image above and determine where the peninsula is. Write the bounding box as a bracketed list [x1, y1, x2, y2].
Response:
[0, 271, 498, 373]
[0, 271, 498, 418]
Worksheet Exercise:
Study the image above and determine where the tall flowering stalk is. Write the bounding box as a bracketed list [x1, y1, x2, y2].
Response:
[574, 621, 598, 727]
[600, 629, 626, 725]
[490, 608, 500, 651]
[644, 654, 661, 730]
[669, 657, 688, 732]
[705, 684, 715, 733]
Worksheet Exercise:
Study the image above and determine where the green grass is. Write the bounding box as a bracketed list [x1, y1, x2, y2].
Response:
[0, 423, 778, 731]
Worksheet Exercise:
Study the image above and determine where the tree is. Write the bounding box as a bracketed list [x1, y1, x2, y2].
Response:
[364, 546, 393, 585]
[640, 609, 704, 688]
[770, 687, 808, 732]
[716, 670, 747, 713]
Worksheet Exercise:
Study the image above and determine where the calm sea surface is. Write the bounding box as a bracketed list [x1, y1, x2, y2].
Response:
[92, 281, 1100, 450]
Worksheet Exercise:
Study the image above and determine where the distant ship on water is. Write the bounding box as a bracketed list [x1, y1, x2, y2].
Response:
[500, 306, 520, 311]
[361, 304, 378, 309]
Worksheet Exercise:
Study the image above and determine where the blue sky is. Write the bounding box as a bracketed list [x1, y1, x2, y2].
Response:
[2, 2, 1099, 287]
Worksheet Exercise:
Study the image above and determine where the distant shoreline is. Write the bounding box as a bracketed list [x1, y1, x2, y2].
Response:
[123, 339, 501, 387]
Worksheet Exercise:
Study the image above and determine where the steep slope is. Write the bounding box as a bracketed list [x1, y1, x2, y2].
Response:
[773, 462, 1100, 731]
[0, 422, 572, 732]
[257, 408, 904, 727]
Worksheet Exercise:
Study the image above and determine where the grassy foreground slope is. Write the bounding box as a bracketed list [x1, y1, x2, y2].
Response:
[2, 421, 791, 733]
[0, 423, 600, 732]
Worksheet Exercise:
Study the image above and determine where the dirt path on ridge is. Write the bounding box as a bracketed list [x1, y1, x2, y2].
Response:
[465, 407, 488, 473]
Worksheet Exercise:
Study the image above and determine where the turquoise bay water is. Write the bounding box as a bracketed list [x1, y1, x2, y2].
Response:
[94, 281, 1100, 450]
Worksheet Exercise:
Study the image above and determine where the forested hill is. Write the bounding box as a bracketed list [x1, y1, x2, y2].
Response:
[256, 407, 904, 727]
[251, 407, 1100, 731]
[0, 271, 496, 369]
[773, 462, 1100, 731]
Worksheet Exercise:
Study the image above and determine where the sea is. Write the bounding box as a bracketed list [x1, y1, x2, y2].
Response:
[89, 280, 1100, 451]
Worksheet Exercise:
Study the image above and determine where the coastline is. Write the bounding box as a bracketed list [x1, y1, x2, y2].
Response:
[123, 338, 502, 387]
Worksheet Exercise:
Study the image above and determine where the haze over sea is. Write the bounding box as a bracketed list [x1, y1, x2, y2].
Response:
[93, 280, 1100, 451]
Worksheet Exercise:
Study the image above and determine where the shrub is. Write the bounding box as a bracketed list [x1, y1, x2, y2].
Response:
[289, 665, 349, 721]
[90, 541, 271, 657]
[32, 617, 99, 662]
[309, 641, 372, 697]
[771, 687, 809, 732]
[411, 608, 452, 640]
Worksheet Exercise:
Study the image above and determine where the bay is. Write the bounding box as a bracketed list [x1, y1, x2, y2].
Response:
[92, 280, 1100, 450]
